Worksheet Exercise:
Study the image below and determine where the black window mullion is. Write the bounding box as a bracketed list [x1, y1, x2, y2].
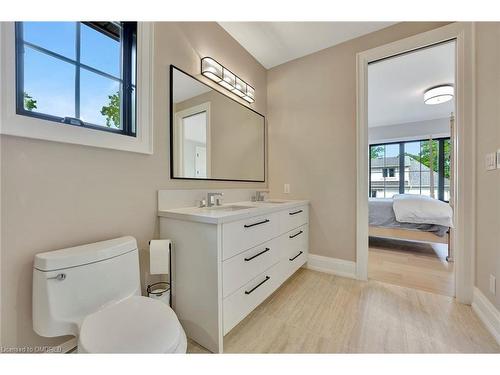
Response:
[75, 22, 81, 120]
[121, 22, 136, 136]
[15, 22, 25, 113]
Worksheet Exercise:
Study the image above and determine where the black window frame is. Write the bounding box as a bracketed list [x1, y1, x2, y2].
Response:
[369, 137, 451, 202]
[15, 21, 137, 137]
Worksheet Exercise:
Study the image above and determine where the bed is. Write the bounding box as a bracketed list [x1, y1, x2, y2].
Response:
[368, 195, 453, 260]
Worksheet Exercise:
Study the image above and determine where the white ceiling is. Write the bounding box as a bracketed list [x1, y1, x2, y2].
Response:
[172, 68, 211, 103]
[368, 41, 455, 128]
[218, 22, 396, 69]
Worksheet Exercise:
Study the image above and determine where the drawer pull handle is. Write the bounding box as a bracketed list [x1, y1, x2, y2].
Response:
[289, 209, 303, 216]
[244, 219, 270, 228]
[245, 276, 270, 295]
[289, 251, 303, 261]
[289, 230, 303, 239]
[244, 247, 270, 262]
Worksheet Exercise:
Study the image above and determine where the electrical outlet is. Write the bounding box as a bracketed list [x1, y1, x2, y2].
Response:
[284, 183, 290, 194]
[490, 275, 496, 295]
[486, 153, 496, 171]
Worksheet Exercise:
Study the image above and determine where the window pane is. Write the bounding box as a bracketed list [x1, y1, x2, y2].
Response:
[23, 46, 75, 118]
[23, 22, 76, 59]
[80, 69, 121, 128]
[406, 171, 421, 194]
[80, 23, 121, 78]
[405, 142, 421, 162]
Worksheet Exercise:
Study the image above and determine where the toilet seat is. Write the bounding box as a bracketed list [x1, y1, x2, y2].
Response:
[78, 296, 186, 353]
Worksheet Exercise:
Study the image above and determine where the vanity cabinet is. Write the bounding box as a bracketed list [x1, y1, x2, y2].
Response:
[159, 201, 309, 353]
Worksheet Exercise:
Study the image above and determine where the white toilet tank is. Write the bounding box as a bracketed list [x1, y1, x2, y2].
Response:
[33, 236, 141, 338]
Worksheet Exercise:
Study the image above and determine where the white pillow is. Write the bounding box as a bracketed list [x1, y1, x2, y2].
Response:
[392, 194, 454, 228]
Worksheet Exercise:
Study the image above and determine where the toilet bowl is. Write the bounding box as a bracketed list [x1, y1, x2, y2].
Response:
[32, 236, 187, 353]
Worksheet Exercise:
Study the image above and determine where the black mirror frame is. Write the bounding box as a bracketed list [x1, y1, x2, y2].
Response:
[169, 65, 266, 182]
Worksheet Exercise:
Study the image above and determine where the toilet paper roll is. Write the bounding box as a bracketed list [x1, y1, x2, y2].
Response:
[149, 239, 171, 275]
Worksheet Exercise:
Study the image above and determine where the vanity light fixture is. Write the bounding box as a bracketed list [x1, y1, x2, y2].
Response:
[424, 84, 454, 105]
[201, 57, 255, 103]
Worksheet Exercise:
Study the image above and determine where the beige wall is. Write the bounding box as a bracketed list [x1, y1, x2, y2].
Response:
[267, 22, 450, 261]
[174, 90, 265, 181]
[0, 22, 267, 348]
[475, 23, 500, 310]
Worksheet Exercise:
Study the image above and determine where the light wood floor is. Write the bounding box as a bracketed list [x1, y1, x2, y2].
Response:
[368, 237, 454, 297]
[187, 268, 499, 353]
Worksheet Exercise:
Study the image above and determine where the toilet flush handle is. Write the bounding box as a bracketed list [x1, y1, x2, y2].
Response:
[47, 273, 66, 281]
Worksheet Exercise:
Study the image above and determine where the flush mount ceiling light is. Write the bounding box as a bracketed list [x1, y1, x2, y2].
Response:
[424, 85, 454, 105]
[201, 57, 255, 103]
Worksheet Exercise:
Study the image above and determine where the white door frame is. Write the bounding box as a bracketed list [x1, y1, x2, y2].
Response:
[173, 102, 212, 178]
[355, 23, 476, 304]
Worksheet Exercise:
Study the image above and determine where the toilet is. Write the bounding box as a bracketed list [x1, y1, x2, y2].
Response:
[32, 236, 187, 353]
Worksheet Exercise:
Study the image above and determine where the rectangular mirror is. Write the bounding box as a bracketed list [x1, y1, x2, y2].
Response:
[170, 65, 265, 182]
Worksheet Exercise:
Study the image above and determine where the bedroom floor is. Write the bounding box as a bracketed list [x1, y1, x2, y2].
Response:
[187, 268, 499, 353]
[368, 237, 454, 296]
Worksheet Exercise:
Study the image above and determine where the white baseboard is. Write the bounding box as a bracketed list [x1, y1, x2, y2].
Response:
[306, 254, 356, 279]
[471, 287, 500, 345]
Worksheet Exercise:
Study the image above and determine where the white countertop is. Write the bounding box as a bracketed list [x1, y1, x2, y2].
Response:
[158, 199, 309, 224]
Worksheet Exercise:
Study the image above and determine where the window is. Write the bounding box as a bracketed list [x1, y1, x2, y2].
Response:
[15, 22, 137, 136]
[382, 168, 396, 178]
[369, 137, 451, 201]
[369, 143, 401, 198]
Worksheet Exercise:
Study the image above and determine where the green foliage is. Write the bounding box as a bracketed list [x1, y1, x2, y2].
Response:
[405, 140, 451, 179]
[370, 146, 384, 159]
[100, 92, 120, 128]
[23, 92, 37, 111]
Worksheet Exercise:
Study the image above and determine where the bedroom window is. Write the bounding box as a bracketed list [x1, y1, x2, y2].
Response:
[369, 137, 451, 201]
[15, 21, 137, 136]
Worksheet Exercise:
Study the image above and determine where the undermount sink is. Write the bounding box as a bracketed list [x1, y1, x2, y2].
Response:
[203, 205, 255, 212]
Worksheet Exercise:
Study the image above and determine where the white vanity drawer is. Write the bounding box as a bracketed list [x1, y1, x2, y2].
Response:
[223, 261, 281, 335]
[281, 225, 308, 280]
[222, 212, 280, 260]
[223, 237, 281, 298]
[280, 205, 309, 233]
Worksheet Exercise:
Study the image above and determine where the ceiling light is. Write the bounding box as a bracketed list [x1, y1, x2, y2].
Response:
[424, 85, 454, 105]
[201, 57, 255, 104]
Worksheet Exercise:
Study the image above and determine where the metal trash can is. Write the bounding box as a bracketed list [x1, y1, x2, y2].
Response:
[147, 282, 170, 306]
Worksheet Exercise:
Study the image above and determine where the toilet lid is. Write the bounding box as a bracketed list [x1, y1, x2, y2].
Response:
[79, 296, 182, 353]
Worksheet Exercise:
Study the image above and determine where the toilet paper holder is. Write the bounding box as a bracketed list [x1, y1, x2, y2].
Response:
[147, 240, 172, 307]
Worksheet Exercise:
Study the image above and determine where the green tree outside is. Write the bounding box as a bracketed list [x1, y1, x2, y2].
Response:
[100, 92, 120, 128]
[370, 145, 384, 159]
[23, 92, 37, 111]
[406, 140, 451, 179]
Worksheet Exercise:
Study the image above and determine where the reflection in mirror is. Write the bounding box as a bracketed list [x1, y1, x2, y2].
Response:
[171, 66, 265, 182]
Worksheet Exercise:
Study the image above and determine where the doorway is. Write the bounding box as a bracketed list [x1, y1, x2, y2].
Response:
[173, 102, 212, 178]
[355, 23, 475, 303]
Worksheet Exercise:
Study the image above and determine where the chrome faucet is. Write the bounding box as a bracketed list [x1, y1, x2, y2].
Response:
[255, 191, 267, 202]
[207, 192, 223, 207]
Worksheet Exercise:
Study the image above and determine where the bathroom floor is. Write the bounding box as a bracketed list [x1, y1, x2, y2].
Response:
[187, 268, 499, 353]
